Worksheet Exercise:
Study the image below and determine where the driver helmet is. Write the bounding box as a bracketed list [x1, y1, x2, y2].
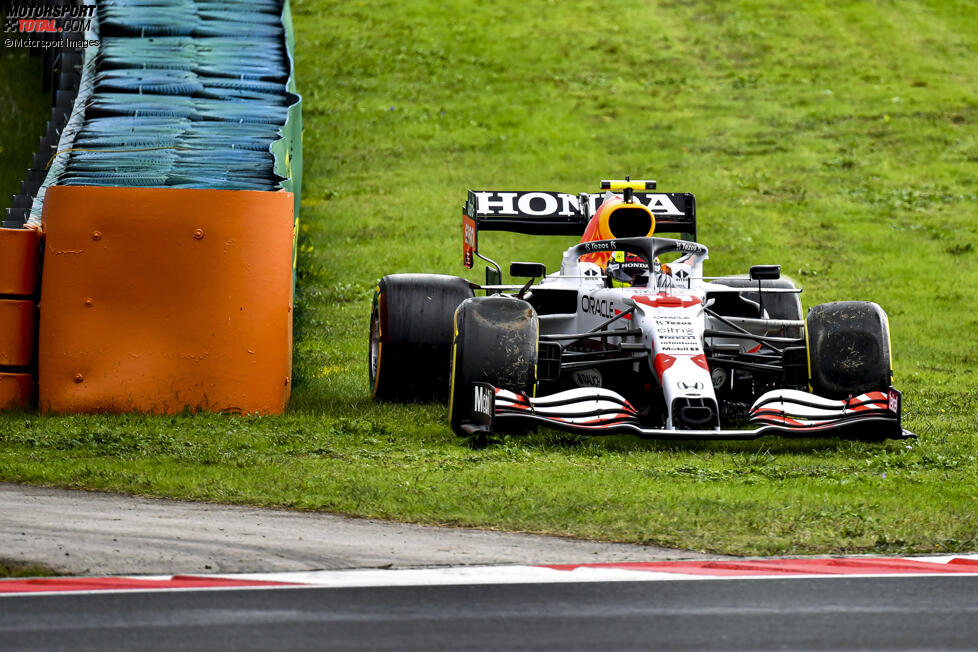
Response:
[606, 250, 650, 288]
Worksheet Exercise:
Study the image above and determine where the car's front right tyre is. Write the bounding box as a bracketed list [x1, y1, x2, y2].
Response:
[806, 301, 892, 398]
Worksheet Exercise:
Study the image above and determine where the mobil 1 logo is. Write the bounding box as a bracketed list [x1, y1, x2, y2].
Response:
[472, 383, 494, 426]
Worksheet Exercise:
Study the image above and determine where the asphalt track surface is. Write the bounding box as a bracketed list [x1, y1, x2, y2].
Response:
[0, 483, 717, 574]
[3, 575, 977, 651]
[4, 483, 977, 651]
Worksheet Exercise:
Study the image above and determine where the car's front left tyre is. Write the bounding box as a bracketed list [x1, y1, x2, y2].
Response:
[449, 295, 538, 436]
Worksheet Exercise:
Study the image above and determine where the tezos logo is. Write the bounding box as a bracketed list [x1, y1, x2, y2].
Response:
[675, 241, 702, 254]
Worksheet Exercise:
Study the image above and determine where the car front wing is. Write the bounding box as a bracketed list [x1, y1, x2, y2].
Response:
[459, 383, 914, 440]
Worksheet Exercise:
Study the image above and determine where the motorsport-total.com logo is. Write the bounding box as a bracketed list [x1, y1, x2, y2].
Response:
[4, 2, 95, 34]
[4, 2, 99, 48]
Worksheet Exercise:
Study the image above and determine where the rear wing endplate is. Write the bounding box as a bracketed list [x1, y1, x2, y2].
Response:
[463, 190, 696, 268]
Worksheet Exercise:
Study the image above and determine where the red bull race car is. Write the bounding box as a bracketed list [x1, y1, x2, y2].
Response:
[369, 179, 912, 441]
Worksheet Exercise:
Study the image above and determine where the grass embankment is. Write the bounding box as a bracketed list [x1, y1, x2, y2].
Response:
[0, 562, 58, 579]
[0, 50, 49, 208]
[0, 1, 976, 556]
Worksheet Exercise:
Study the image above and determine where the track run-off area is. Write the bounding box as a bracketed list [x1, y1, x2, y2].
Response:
[3, 557, 978, 651]
[2, 554, 978, 595]
[2, 485, 976, 649]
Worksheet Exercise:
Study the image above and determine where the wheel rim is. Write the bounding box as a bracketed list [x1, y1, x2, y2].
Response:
[369, 309, 381, 389]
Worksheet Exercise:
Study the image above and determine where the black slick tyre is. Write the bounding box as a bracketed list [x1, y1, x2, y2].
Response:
[369, 274, 474, 401]
[449, 295, 538, 436]
[806, 301, 892, 398]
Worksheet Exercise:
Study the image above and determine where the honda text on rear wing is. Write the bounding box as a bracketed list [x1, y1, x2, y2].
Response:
[463, 180, 696, 272]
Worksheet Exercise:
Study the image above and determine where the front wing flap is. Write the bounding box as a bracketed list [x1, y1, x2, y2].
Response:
[459, 383, 914, 440]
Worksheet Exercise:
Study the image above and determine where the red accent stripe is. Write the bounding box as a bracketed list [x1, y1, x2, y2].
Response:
[542, 558, 978, 576]
[849, 402, 886, 412]
[691, 354, 709, 371]
[557, 412, 635, 426]
[752, 413, 806, 427]
[633, 293, 702, 309]
[653, 353, 676, 381]
[948, 558, 978, 567]
[0, 575, 298, 594]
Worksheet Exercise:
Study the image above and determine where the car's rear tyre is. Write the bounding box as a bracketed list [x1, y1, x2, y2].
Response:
[369, 274, 474, 402]
[807, 301, 892, 398]
[449, 295, 538, 436]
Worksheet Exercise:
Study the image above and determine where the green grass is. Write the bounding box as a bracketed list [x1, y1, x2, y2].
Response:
[0, 50, 49, 208]
[1, 0, 977, 556]
[0, 561, 58, 579]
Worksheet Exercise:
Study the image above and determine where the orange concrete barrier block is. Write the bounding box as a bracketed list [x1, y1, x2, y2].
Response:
[0, 299, 37, 367]
[0, 227, 41, 297]
[39, 186, 294, 415]
[0, 372, 34, 411]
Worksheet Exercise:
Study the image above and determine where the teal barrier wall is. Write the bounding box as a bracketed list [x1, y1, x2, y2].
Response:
[44, 0, 303, 204]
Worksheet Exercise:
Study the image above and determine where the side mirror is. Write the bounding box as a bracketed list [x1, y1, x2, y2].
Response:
[750, 265, 781, 281]
[485, 267, 502, 286]
[510, 262, 546, 279]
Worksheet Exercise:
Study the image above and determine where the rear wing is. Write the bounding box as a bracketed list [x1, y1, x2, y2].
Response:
[462, 190, 696, 268]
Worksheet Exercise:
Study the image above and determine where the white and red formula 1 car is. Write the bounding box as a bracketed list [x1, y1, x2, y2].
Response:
[369, 179, 913, 442]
